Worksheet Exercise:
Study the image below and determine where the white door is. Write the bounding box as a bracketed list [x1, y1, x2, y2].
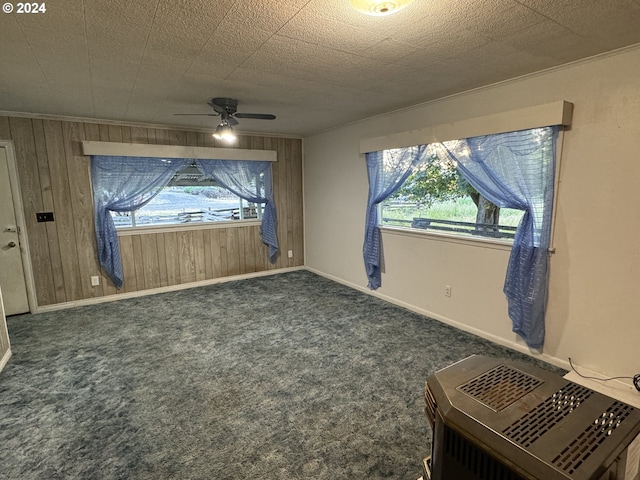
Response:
[0, 146, 29, 315]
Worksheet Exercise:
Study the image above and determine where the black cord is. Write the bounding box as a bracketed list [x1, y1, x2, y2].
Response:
[568, 357, 640, 392]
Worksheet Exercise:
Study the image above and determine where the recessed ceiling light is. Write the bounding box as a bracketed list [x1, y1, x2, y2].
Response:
[349, 0, 414, 16]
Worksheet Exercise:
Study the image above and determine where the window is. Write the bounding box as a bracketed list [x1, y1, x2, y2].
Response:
[113, 164, 265, 229]
[91, 152, 279, 290]
[380, 151, 524, 241]
[362, 103, 568, 348]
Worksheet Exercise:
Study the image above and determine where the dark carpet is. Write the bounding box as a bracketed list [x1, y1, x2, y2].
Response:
[0, 270, 561, 479]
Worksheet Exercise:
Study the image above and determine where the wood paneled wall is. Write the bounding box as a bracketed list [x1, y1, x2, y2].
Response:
[0, 116, 303, 307]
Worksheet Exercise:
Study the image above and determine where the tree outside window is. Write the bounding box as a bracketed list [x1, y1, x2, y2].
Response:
[380, 153, 524, 240]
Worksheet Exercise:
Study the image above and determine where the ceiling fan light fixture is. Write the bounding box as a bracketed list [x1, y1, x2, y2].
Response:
[349, 0, 414, 16]
[213, 121, 236, 143]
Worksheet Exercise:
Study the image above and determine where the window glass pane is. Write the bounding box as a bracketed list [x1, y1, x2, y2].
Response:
[113, 166, 264, 228]
[380, 155, 524, 240]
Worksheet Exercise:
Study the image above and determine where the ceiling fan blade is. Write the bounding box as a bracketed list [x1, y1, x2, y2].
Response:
[234, 113, 276, 120]
[175, 99, 275, 126]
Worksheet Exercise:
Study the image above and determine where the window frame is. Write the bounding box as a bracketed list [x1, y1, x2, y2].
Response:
[83, 140, 277, 237]
[374, 129, 564, 250]
[116, 217, 262, 237]
[112, 172, 266, 232]
[378, 222, 514, 251]
[361, 102, 570, 251]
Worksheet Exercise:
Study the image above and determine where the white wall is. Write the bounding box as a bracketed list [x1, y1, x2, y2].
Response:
[303, 45, 640, 378]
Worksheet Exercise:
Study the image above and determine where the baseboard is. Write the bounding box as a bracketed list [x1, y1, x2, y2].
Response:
[0, 348, 11, 373]
[34, 267, 305, 313]
[304, 266, 569, 372]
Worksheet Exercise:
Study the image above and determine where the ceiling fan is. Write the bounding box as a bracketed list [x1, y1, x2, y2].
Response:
[175, 98, 276, 142]
[175, 97, 276, 126]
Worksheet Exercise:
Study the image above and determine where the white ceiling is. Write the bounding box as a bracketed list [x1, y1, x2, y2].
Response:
[1, 0, 640, 136]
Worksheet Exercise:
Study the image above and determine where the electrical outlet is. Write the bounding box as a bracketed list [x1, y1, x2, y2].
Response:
[91, 276, 100, 286]
[287, 250, 293, 258]
[445, 285, 452, 297]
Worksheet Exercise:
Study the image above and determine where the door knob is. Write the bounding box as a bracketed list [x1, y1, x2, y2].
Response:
[7, 241, 16, 248]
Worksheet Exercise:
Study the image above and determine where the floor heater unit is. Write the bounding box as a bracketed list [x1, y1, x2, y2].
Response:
[423, 355, 640, 480]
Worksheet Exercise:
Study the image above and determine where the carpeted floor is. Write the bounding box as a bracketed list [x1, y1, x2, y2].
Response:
[0, 270, 561, 479]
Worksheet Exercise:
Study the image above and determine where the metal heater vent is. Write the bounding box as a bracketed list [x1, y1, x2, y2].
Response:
[443, 425, 525, 480]
[425, 382, 437, 429]
[552, 401, 635, 474]
[457, 364, 543, 411]
[503, 382, 594, 447]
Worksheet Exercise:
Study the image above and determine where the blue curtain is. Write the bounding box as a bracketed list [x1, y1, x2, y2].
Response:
[442, 126, 558, 348]
[363, 145, 429, 289]
[91, 156, 190, 289]
[195, 160, 278, 262]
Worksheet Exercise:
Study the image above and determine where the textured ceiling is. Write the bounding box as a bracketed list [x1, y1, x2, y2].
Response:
[1, 0, 640, 136]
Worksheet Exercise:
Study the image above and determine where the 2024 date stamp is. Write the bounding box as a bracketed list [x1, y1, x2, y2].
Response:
[3, 2, 47, 14]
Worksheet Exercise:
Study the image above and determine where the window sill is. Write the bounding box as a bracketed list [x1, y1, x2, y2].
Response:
[379, 225, 514, 251]
[116, 219, 262, 236]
